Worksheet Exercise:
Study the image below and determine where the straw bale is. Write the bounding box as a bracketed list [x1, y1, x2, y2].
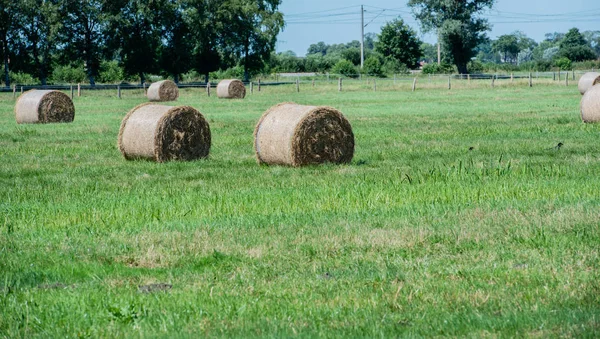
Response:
[578, 72, 600, 95]
[217, 79, 246, 99]
[15, 90, 75, 124]
[147, 80, 179, 102]
[581, 84, 600, 123]
[254, 103, 355, 167]
[118, 104, 211, 162]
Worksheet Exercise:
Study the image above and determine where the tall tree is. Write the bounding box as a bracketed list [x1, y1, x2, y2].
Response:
[0, 0, 16, 87]
[15, 0, 62, 85]
[221, 0, 284, 81]
[376, 18, 422, 69]
[559, 28, 596, 62]
[159, 0, 193, 84]
[408, 0, 495, 74]
[492, 34, 519, 64]
[105, 0, 163, 85]
[185, 0, 223, 83]
[58, 0, 107, 86]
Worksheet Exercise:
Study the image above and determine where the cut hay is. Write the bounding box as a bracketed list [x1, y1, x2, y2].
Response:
[147, 80, 179, 102]
[581, 84, 600, 123]
[217, 79, 246, 99]
[15, 90, 75, 124]
[118, 103, 211, 162]
[578, 72, 600, 95]
[254, 103, 355, 167]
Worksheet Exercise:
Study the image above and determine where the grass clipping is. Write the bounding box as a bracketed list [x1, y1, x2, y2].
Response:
[217, 79, 246, 99]
[254, 103, 355, 167]
[15, 90, 75, 124]
[578, 72, 600, 95]
[581, 84, 600, 123]
[147, 80, 179, 102]
[118, 103, 211, 162]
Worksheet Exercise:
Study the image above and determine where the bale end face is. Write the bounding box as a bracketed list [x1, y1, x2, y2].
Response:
[578, 72, 600, 95]
[15, 90, 75, 124]
[254, 103, 355, 167]
[118, 104, 211, 162]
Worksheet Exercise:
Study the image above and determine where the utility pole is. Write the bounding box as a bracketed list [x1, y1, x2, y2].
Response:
[360, 5, 365, 69]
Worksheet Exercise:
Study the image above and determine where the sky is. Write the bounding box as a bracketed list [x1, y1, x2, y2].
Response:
[276, 0, 600, 56]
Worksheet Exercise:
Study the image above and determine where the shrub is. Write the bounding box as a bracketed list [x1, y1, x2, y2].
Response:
[332, 59, 358, 78]
[468, 60, 484, 73]
[98, 60, 124, 83]
[382, 58, 408, 75]
[363, 56, 384, 77]
[554, 57, 572, 70]
[422, 62, 454, 74]
[51, 65, 87, 84]
[9, 72, 37, 85]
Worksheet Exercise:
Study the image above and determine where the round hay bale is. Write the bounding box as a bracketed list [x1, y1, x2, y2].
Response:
[578, 72, 600, 95]
[118, 104, 211, 162]
[15, 90, 75, 124]
[217, 79, 246, 99]
[581, 84, 600, 123]
[147, 80, 179, 102]
[254, 103, 355, 167]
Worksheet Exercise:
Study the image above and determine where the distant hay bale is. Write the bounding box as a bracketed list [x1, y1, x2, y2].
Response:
[254, 103, 355, 167]
[147, 80, 179, 102]
[581, 84, 600, 123]
[118, 103, 211, 162]
[578, 72, 600, 95]
[15, 90, 75, 124]
[217, 79, 246, 99]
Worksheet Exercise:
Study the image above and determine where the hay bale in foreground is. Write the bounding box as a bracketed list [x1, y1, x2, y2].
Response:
[578, 72, 600, 95]
[581, 84, 600, 123]
[15, 90, 75, 124]
[147, 80, 179, 102]
[254, 103, 354, 167]
[118, 104, 211, 162]
[217, 79, 246, 99]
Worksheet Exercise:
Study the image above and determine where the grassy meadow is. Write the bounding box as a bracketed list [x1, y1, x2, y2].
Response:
[0, 78, 599, 337]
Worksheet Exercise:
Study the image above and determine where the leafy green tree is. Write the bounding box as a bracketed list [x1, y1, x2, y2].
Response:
[307, 41, 328, 56]
[558, 28, 596, 61]
[376, 18, 422, 69]
[492, 34, 519, 64]
[363, 56, 383, 76]
[185, 0, 224, 83]
[582, 30, 600, 56]
[408, 0, 495, 74]
[0, 0, 17, 87]
[420, 42, 437, 63]
[14, 0, 62, 85]
[554, 57, 572, 70]
[158, 0, 193, 84]
[220, 0, 284, 81]
[58, 0, 107, 86]
[342, 47, 361, 66]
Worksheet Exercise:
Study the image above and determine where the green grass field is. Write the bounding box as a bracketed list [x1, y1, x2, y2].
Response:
[1, 80, 599, 337]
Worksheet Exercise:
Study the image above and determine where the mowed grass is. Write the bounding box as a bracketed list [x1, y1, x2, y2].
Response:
[0, 80, 598, 337]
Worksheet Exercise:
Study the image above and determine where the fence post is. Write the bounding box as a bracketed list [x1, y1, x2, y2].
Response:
[412, 78, 417, 92]
[70, 84, 74, 99]
[373, 78, 377, 91]
[558, 68, 561, 82]
[117, 84, 121, 99]
[143, 82, 146, 95]
[327, 73, 330, 83]
[510, 73, 514, 82]
[206, 82, 211, 97]
[529, 72, 533, 87]
[448, 76, 451, 90]
[566, 74, 569, 86]
[12, 84, 16, 98]
[77, 83, 81, 97]
[312, 79, 315, 87]
[338, 78, 342, 92]
[572, 70, 575, 80]
[467, 74, 471, 84]
[258, 79, 261, 92]
[20, 86, 23, 94]
[250, 81, 254, 94]
[491, 75, 495, 88]
[296, 78, 300, 92]
[553, 72, 556, 81]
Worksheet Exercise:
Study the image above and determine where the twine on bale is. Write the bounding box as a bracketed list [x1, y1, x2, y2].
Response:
[147, 80, 179, 102]
[217, 79, 246, 99]
[118, 103, 211, 162]
[581, 84, 600, 123]
[15, 90, 75, 124]
[578, 72, 600, 95]
[254, 103, 355, 167]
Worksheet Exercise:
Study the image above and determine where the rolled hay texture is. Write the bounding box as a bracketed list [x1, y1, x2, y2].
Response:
[254, 103, 355, 167]
[118, 104, 211, 162]
[15, 90, 75, 124]
[147, 80, 179, 102]
[217, 79, 246, 99]
[581, 84, 600, 123]
[578, 72, 600, 95]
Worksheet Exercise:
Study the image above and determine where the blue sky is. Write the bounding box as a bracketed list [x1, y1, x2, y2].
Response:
[276, 0, 600, 56]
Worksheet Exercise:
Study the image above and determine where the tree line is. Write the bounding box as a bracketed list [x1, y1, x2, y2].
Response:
[0, 0, 284, 87]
